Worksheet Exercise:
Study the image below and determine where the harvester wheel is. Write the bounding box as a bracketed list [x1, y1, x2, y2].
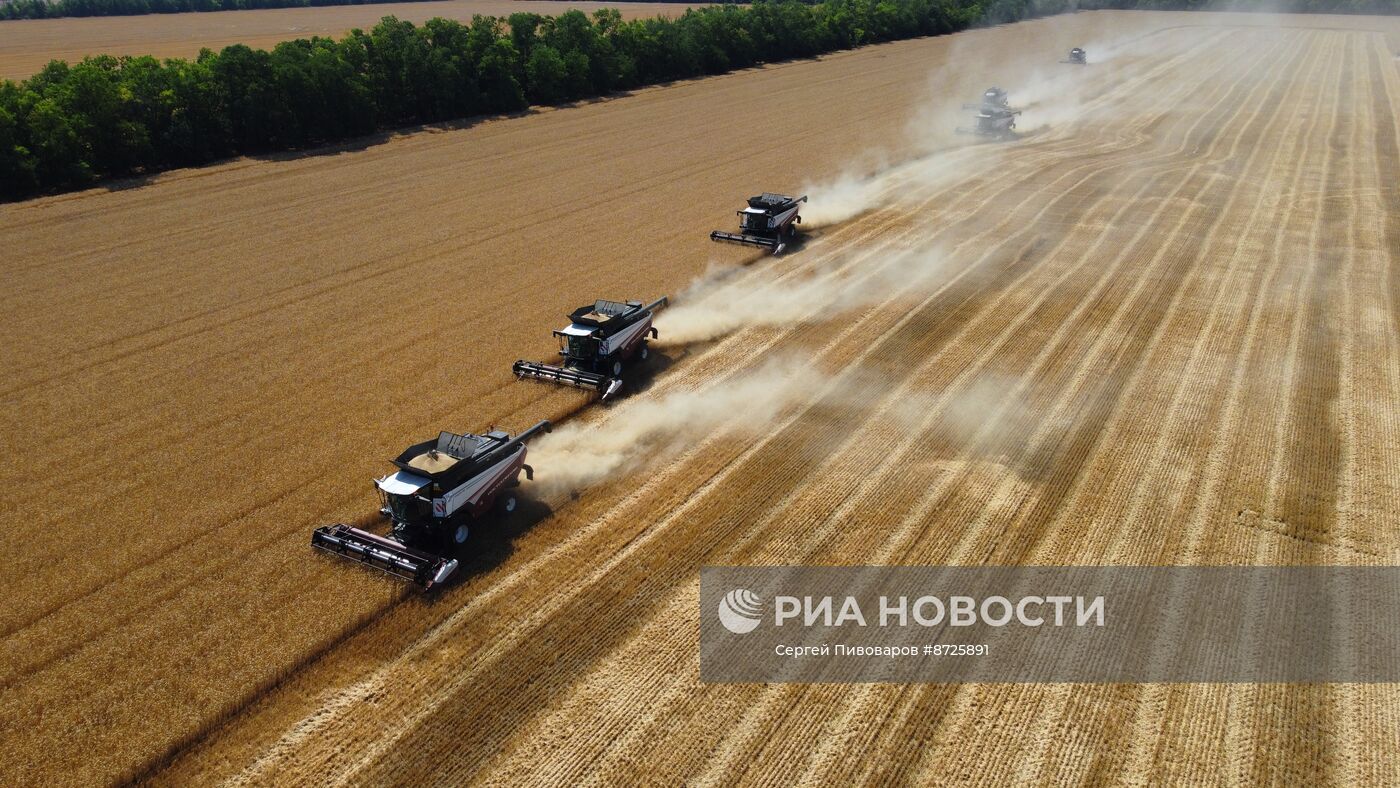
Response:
[453, 524, 469, 544]
[503, 495, 517, 513]
[640, 343, 649, 361]
[612, 360, 623, 376]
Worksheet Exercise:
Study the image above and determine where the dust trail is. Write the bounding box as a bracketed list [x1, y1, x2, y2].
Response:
[529, 358, 826, 495]
[532, 356, 1053, 498]
[800, 169, 893, 227]
[655, 246, 949, 345]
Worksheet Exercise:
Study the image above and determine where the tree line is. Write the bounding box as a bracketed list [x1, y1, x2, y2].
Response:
[0, 0, 439, 21]
[0, 0, 999, 199]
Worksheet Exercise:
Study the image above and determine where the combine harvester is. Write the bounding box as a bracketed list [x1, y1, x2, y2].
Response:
[312, 420, 552, 588]
[711, 193, 808, 254]
[958, 87, 1022, 140]
[513, 297, 668, 399]
[1063, 47, 1088, 65]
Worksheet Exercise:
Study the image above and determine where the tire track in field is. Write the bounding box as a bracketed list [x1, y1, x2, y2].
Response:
[1126, 31, 1356, 785]
[1269, 33, 1349, 538]
[1244, 31, 1352, 787]
[1374, 40, 1400, 335]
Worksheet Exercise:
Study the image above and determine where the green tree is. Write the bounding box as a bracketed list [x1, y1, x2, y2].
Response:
[509, 12, 544, 60]
[0, 95, 39, 197]
[365, 17, 432, 122]
[525, 44, 568, 105]
[25, 96, 91, 187]
[478, 37, 525, 112]
[421, 18, 483, 120]
[211, 44, 283, 148]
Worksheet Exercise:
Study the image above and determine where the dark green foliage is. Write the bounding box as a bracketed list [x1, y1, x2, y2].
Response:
[2, 0, 1392, 201]
[0, 0, 443, 22]
[525, 44, 570, 104]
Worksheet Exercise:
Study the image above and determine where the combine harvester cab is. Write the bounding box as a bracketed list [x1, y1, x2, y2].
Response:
[711, 193, 808, 254]
[513, 297, 668, 399]
[970, 87, 1011, 110]
[958, 87, 1022, 140]
[311, 420, 552, 588]
[1063, 47, 1087, 65]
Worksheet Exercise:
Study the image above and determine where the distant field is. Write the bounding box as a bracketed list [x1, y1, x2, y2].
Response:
[5, 9, 1400, 785]
[0, 0, 703, 80]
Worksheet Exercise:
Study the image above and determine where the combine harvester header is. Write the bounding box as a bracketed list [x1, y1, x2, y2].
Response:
[711, 193, 808, 254]
[513, 297, 667, 399]
[312, 420, 552, 588]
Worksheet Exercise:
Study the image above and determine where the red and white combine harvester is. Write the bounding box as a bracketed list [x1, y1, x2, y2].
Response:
[711, 193, 808, 254]
[513, 297, 668, 399]
[312, 420, 551, 588]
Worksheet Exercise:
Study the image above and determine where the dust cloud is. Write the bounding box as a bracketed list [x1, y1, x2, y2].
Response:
[655, 246, 949, 344]
[528, 358, 826, 495]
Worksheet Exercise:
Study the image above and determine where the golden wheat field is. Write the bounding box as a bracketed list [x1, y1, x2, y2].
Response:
[3, 8, 1400, 785]
[0, 0, 702, 81]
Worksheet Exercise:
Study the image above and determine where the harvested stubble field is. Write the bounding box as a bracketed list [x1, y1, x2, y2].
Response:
[0, 0, 702, 81]
[3, 8, 1400, 786]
